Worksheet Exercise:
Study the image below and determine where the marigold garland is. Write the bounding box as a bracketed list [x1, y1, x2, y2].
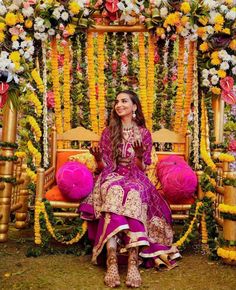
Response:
[217, 247, 236, 261]
[174, 36, 185, 133]
[51, 37, 63, 147]
[200, 98, 216, 171]
[174, 201, 202, 247]
[180, 41, 195, 135]
[31, 69, 44, 93]
[34, 200, 87, 245]
[27, 140, 41, 166]
[28, 92, 42, 116]
[201, 213, 208, 244]
[146, 34, 155, 131]
[97, 32, 106, 134]
[138, 32, 148, 121]
[26, 116, 42, 142]
[218, 203, 236, 215]
[87, 31, 99, 133]
[63, 40, 71, 132]
[218, 153, 235, 163]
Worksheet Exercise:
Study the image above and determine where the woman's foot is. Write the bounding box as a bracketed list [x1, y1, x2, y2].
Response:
[126, 248, 142, 288]
[104, 247, 120, 288]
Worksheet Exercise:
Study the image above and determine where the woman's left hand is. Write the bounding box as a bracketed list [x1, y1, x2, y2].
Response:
[132, 140, 145, 159]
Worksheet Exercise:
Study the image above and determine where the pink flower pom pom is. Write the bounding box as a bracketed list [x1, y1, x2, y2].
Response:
[56, 161, 94, 202]
[156, 156, 197, 204]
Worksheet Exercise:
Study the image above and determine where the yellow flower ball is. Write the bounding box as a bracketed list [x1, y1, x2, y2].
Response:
[197, 27, 206, 37]
[211, 51, 218, 58]
[222, 28, 230, 35]
[198, 16, 208, 26]
[211, 86, 221, 94]
[11, 35, 19, 41]
[0, 32, 5, 42]
[214, 24, 223, 32]
[0, 22, 6, 31]
[25, 19, 33, 29]
[229, 39, 236, 50]
[181, 2, 191, 14]
[5, 12, 17, 26]
[181, 16, 189, 26]
[69, 2, 81, 14]
[66, 23, 76, 35]
[199, 42, 209, 52]
[217, 70, 226, 78]
[156, 27, 165, 36]
[9, 51, 21, 62]
[214, 14, 224, 25]
[211, 57, 221, 65]
[16, 13, 24, 23]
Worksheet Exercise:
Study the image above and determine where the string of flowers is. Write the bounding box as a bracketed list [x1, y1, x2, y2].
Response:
[138, 32, 148, 121]
[146, 34, 155, 131]
[174, 201, 202, 247]
[42, 41, 49, 168]
[51, 37, 63, 147]
[200, 98, 216, 171]
[115, 32, 125, 92]
[218, 153, 235, 163]
[218, 204, 236, 215]
[201, 213, 208, 244]
[174, 36, 185, 133]
[27, 140, 42, 167]
[71, 35, 79, 128]
[87, 31, 98, 133]
[34, 200, 87, 245]
[63, 40, 71, 133]
[193, 45, 200, 170]
[26, 116, 42, 142]
[126, 32, 135, 90]
[180, 40, 195, 135]
[31, 69, 44, 93]
[217, 247, 236, 261]
[97, 32, 106, 134]
[28, 92, 42, 117]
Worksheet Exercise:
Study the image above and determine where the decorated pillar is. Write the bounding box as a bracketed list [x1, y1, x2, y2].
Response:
[212, 97, 224, 143]
[0, 101, 17, 242]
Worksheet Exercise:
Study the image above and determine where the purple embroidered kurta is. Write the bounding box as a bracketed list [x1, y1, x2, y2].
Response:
[79, 126, 178, 264]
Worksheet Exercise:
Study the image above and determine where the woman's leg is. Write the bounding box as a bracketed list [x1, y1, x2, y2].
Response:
[104, 237, 120, 288]
[126, 247, 142, 288]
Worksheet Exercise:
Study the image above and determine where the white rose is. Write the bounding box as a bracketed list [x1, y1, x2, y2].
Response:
[211, 75, 219, 85]
[22, 7, 34, 17]
[232, 67, 236, 75]
[12, 41, 20, 50]
[225, 10, 236, 20]
[52, 10, 61, 20]
[231, 56, 236, 65]
[220, 62, 229, 70]
[48, 29, 55, 36]
[61, 11, 69, 21]
[202, 79, 210, 87]
[219, 5, 228, 13]
[34, 32, 42, 40]
[160, 7, 168, 18]
[0, 5, 7, 15]
[209, 68, 217, 75]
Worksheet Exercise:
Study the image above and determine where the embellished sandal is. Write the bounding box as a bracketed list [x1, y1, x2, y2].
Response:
[104, 248, 120, 288]
[126, 248, 142, 288]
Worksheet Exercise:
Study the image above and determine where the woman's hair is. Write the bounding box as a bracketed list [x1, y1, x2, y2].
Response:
[108, 90, 146, 162]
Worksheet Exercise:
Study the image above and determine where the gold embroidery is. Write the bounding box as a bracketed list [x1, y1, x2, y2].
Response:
[147, 217, 173, 246]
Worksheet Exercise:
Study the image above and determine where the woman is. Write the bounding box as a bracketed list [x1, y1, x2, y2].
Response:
[79, 90, 179, 288]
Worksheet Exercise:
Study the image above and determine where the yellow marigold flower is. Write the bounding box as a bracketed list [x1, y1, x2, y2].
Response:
[229, 39, 236, 50]
[211, 86, 221, 95]
[198, 16, 208, 26]
[197, 27, 206, 37]
[211, 51, 218, 58]
[211, 57, 221, 65]
[69, 1, 81, 14]
[217, 70, 226, 78]
[14, 62, 20, 71]
[214, 24, 223, 32]
[5, 12, 17, 26]
[180, 2, 191, 14]
[11, 35, 18, 41]
[0, 22, 6, 31]
[66, 23, 76, 35]
[156, 27, 165, 36]
[199, 42, 209, 52]
[225, 0, 233, 4]
[222, 28, 230, 35]
[181, 16, 189, 26]
[0, 32, 5, 42]
[214, 14, 224, 25]
[9, 51, 21, 62]
[16, 13, 24, 23]
[25, 19, 33, 29]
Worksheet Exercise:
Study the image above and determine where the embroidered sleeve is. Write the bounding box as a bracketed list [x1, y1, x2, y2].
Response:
[142, 128, 152, 166]
[99, 128, 113, 167]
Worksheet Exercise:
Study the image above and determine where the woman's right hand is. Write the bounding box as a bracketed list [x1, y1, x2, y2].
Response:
[89, 146, 102, 162]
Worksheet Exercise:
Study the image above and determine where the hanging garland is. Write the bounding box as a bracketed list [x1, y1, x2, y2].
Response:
[0, 142, 18, 149]
[173, 36, 185, 133]
[63, 40, 71, 132]
[87, 31, 98, 133]
[97, 32, 106, 134]
[180, 40, 195, 135]
[34, 200, 87, 245]
[138, 32, 148, 121]
[146, 34, 155, 131]
[71, 35, 79, 128]
[51, 37, 63, 147]
[27, 92, 43, 117]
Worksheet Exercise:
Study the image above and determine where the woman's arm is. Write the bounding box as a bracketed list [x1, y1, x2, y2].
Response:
[89, 147, 105, 172]
[133, 140, 146, 171]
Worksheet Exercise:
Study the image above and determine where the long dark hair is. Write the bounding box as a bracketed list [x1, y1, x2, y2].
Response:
[108, 90, 146, 162]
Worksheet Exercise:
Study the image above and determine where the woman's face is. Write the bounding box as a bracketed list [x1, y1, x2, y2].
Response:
[114, 93, 137, 119]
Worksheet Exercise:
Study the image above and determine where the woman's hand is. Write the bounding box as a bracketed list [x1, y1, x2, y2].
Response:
[89, 146, 102, 162]
[132, 140, 145, 160]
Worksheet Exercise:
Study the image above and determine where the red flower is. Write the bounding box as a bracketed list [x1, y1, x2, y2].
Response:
[0, 83, 9, 109]
[105, 0, 119, 13]
[228, 140, 236, 152]
[47, 91, 55, 109]
[221, 90, 236, 105]
[220, 76, 234, 92]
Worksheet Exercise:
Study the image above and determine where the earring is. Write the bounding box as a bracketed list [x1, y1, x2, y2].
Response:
[132, 111, 136, 119]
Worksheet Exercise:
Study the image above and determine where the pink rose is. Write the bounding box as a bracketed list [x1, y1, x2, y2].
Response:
[47, 91, 55, 109]
[228, 140, 236, 152]
[112, 59, 118, 73]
